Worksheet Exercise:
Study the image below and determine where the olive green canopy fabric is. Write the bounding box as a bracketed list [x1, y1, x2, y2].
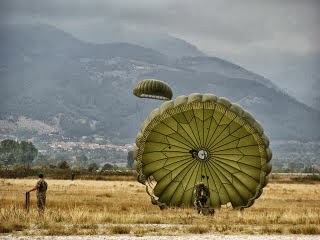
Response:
[133, 79, 173, 100]
[134, 93, 272, 209]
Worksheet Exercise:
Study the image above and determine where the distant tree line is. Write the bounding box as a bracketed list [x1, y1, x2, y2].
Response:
[0, 139, 38, 167]
[0, 139, 135, 171]
[272, 161, 319, 173]
[0, 139, 138, 179]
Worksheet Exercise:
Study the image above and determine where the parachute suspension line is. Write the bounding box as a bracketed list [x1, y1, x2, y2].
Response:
[140, 94, 169, 100]
[135, 100, 143, 129]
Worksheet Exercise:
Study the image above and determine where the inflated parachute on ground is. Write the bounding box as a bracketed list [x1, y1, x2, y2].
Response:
[134, 93, 272, 209]
[133, 79, 173, 100]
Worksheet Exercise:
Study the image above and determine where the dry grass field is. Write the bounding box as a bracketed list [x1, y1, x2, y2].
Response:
[0, 175, 320, 237]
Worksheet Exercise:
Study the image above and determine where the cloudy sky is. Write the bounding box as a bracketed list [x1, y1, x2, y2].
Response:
[1, 0, 319, 102]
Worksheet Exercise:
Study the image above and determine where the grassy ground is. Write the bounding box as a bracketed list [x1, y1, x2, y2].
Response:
[0, 176, 320, 237]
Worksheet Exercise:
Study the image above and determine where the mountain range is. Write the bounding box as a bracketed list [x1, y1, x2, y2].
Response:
[0, 24, 319, 142]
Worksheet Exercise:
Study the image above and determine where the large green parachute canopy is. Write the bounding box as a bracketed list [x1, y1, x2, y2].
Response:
[133, 79, 173, 100]
[134, 93, 272, 209]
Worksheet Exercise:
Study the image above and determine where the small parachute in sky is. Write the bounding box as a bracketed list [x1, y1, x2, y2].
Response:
[134, 93, 272, 210]
[133, 79, 173, 100]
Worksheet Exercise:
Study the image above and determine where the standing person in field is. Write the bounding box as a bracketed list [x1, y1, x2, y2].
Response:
[194, 182, 210, 214]
[27, 173, 48, 213]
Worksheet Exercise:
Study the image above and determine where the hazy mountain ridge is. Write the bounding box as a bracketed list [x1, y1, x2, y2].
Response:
[174, 56, 277, 89]
[0, 24, 168, 65]
[0, 24, 319, 142]
[263, 53, 320, 110]
[128, 33, 206, 59]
